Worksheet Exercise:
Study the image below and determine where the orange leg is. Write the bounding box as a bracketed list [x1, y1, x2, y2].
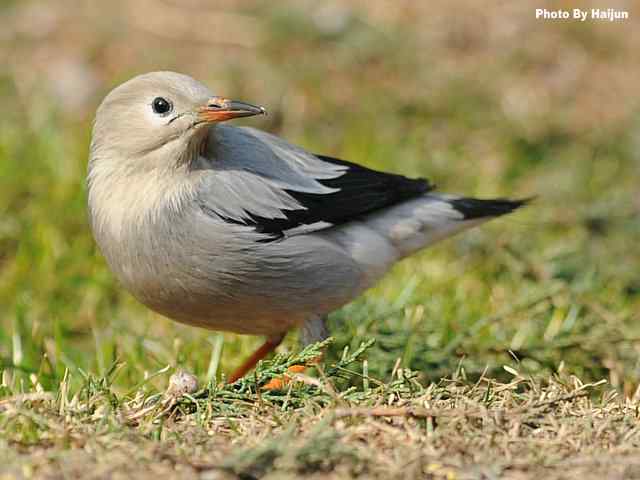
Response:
[227, 333, 285, 383]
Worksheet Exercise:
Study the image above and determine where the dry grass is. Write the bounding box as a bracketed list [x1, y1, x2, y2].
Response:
[2, 342, 638, 479]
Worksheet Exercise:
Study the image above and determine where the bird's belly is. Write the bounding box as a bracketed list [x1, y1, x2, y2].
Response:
[120, 267, 310, 336]
[100, 214, 365, 337]
[147, 292, 308, 335]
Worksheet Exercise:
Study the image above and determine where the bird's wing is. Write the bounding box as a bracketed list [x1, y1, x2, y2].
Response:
[196, 125, 433, 238]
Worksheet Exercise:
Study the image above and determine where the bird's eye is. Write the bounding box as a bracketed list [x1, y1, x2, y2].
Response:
[152, 97, 173, 115]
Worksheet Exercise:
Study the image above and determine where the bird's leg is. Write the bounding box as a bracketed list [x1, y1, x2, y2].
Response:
[262, 315, 328, 390]
[227, 333, 285, 383]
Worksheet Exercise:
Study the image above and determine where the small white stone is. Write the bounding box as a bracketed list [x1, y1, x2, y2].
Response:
[167, 370, 199, 397]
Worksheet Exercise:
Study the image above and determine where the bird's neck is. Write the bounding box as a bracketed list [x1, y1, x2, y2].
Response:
[176, 125, 212, 169]
[87, 127, 213, 247]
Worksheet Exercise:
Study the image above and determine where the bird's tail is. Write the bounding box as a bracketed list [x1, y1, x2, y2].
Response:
[326, 193, 529, 288]
[365, 193, 529, 259]
[325, 192, 529, 290]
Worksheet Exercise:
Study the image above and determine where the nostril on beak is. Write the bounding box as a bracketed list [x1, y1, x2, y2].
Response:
[207, 96, 228, 109]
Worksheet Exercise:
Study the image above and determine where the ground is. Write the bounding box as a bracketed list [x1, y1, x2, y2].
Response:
[1, 1, 639, 478]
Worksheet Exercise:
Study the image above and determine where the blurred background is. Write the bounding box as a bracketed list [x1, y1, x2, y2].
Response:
[1, 0, 639, 393]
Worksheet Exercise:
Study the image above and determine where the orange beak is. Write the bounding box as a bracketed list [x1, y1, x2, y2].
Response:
[198, 96, 266, 122]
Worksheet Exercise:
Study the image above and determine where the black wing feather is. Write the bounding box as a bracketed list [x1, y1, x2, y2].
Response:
[241, 155, 433, 237]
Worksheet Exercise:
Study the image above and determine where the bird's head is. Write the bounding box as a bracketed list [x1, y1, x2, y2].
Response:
[90, 71, 265, 170]
[87, 71, 265, 241]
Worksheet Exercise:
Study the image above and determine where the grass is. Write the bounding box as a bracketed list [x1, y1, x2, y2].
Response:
[1, 1, 640, 478]
[1, 342, 637, 479]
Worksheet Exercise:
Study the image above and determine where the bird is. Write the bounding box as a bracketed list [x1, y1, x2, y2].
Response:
[88, 71, 527, 384]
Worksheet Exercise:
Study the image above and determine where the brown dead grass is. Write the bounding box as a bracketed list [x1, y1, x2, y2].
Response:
[2, 357, 639, 479]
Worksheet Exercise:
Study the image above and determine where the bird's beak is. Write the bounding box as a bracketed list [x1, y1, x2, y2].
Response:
[198, 96, 266, 123]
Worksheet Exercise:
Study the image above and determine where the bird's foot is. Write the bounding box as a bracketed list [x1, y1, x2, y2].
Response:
[261, 364, 308, 390]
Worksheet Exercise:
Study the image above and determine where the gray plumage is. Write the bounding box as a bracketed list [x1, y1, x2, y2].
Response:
[88, 71, 525, 345]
